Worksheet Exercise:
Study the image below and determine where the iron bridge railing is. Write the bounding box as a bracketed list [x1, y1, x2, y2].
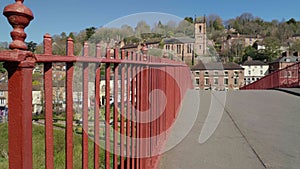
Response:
[0, 1, 193, 169]
[241, 61, 300, 90]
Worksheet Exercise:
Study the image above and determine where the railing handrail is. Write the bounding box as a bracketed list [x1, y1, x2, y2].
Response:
[241, 61, 300, 90]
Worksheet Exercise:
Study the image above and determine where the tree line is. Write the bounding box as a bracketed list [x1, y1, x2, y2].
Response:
[1, 12, 300, 63]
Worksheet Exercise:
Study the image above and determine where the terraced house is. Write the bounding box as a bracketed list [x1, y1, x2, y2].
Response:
[191, 61, 244, 90]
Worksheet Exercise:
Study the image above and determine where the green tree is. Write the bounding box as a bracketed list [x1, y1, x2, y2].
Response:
[259, 36, 281, 61]
[242, 46, 257, 62]
[68, 32, 76, 42]
[184, 17, 194, 24]
[286, 18, 296, 25]
[26, 41, 37, 53]
[85, 27, 96, 41]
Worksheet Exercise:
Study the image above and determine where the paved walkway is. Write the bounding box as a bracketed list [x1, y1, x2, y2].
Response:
[159, 90, 300, 169]
[275, 88, 300, 96]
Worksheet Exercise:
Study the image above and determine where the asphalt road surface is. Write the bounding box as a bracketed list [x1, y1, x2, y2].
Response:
[159, 90, 300, 169]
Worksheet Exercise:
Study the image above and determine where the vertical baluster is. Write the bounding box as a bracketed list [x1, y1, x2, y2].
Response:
[113, 48, 119, 169]
[105, 48, 111, 169]
[82, 42, 89, 169]
[66, 37, 74, 169]
[94, 44, 101, 169]
[44, 34, 54, 169]
[120, 50, 125, 169]
[140, 63, 145, 169]
[126, 51, 131, 169]
[136, 53, 141, 169]
[131, 52, 136, 169]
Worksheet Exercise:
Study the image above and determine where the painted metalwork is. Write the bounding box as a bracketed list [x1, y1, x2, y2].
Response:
[241, 62, 300, 90]
[0, 1, 193, 169]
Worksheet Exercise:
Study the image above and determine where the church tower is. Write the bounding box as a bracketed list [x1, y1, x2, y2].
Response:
[194, 16, 207, 56]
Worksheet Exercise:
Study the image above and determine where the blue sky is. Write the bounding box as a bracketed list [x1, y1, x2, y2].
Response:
[0, 0, 300, 44]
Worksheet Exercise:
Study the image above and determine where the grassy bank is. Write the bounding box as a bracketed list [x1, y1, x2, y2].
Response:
[0, 123, 105, 169]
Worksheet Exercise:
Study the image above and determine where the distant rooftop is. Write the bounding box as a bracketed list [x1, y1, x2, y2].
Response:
[163, 37, 195, 44]
[191, 61, 244, 71]
[271, 56, 300, 63]
[242, 60, 268, 66]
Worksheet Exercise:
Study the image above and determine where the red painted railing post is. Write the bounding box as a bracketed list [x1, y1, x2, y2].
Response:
[105, 48, 111, 169]
[120, 49, 126, 169]
[113, 47, 119, 169]
[82, 42, 89, 169]
[4, 51, 35, 169]
[3, 1, 35, 168]
[43, 34, 54, 169]
[126, 51, 132, 169]
[131, 52, 136, 169]
[94, 43, 101, 169]
[65, 37, 74, 169]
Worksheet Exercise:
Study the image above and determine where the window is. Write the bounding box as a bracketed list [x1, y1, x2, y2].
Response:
[195, 71, 200, 76]
[165, 45, 170, 50]
[205, 78, 209, 85]
[214, 71, 218, 75]
[224, 78, 228, 85]
[234, 78, 238, 85]
[248, 70, 251, 75]
[187, 44, 192, 53]
[260, 70, 263, 75]
[0, 91, 4, 96]
[0, 98, 5, 105]
[214, 78, 218, 85]
[199, 45, 202, 49]
[204, 71, 209, 76]
[196, 78, 200, 85]
[177, 45, 181, 54]
[199, 25, 202, 32]
[224, 71, 228, 76]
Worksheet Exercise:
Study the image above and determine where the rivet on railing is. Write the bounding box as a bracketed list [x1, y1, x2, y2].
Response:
[3, 0, 34, 50]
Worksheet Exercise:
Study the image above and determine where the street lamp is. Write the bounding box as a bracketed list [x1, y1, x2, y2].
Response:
[141, 43, 148, 61]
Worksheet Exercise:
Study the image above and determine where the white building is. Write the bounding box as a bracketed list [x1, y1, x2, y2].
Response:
[242, 59, 269, 85]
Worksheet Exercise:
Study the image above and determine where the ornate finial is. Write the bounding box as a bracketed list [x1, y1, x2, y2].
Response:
[3, 0, 34, 50]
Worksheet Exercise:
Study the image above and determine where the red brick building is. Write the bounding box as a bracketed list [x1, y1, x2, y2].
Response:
[191, 61, 244, 90]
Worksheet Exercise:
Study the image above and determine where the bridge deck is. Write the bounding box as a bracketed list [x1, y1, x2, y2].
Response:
[159, 90, 300, 169]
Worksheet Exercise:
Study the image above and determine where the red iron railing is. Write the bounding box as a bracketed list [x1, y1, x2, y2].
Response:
[0, 1, 193, 169]
[241, 62, 300, 90]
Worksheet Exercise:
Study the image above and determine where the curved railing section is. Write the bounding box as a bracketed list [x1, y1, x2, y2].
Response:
[241, 62, 300, 90]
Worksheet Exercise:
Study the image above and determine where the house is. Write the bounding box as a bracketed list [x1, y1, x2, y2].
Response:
[163, 37, 195, 65]
[0, 82, 8, 111]
[269, 55, 300, 73]
[191, 61, 244, 90]
[241, 57, 269, 85]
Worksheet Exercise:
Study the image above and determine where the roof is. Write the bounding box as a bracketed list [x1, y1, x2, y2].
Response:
[120, 43, 138, 49]
[191, 61, 244, 71]
[163, 37, 194, 44]
[242, 60, 268, 66]
[270, 56, 300, 63]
